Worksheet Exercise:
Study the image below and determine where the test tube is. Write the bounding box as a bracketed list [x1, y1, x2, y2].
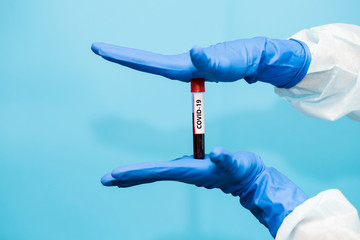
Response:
[191, 78, 205, 159]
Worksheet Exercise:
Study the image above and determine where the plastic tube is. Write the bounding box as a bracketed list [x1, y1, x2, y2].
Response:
[191, 78, 205, 159]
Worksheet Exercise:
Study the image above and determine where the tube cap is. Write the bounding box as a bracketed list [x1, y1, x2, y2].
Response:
[191, 78, 205, 92]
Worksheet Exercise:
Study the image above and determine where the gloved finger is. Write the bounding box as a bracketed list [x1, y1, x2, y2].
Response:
[101, 173, 118, 186]
[190, 46, 216, 74]
[101, 172, 160, 187]
[190, 45, 242, 82]
[91, 42, 197, 82]
[106, 157, 211, 188]
[209, 147, 238, 174]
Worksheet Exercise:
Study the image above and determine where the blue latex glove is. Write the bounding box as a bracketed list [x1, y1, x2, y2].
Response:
[102, 147, 308, 238]
[91, 37, 311, 88]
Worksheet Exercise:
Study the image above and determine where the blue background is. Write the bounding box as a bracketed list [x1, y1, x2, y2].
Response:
[1, 0, 360, 239]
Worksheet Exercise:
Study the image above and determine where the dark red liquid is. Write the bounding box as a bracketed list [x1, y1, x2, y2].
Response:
[192, 113, 205, 159]
[193, 133, 205, 159]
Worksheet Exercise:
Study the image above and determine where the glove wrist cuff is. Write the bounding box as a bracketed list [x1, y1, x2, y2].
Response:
[284, 39, 312, 88]
[239, 167, 308, 238]
[244, 38, 312, 89]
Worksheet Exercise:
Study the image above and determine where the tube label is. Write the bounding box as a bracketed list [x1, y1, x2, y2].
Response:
[193, 93, 205, 134]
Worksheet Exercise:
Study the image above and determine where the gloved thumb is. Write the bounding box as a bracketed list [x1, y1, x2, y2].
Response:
[210, 147, 237, 174]
[190, 46, 216, 75]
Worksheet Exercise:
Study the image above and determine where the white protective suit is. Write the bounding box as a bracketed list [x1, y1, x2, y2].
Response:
[276, 190, 360, 239]
[276, 23, 360, 121]
[274, 24, 360, 239]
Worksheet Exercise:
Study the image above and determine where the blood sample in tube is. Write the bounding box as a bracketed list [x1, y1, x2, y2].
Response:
[191, 78, 205, 159]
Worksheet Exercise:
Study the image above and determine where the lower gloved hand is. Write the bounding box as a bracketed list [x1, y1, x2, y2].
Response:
[101, 147, 308, 238]
[91, 37, 311, 88]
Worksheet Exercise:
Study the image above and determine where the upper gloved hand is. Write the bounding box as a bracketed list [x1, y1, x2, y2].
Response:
[91, 37, 311, 88]
[101, 147, 308, 238]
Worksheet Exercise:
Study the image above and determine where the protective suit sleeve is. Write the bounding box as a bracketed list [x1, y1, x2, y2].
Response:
[275, 23, 360, 121]
[275, 189, 360, 240]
